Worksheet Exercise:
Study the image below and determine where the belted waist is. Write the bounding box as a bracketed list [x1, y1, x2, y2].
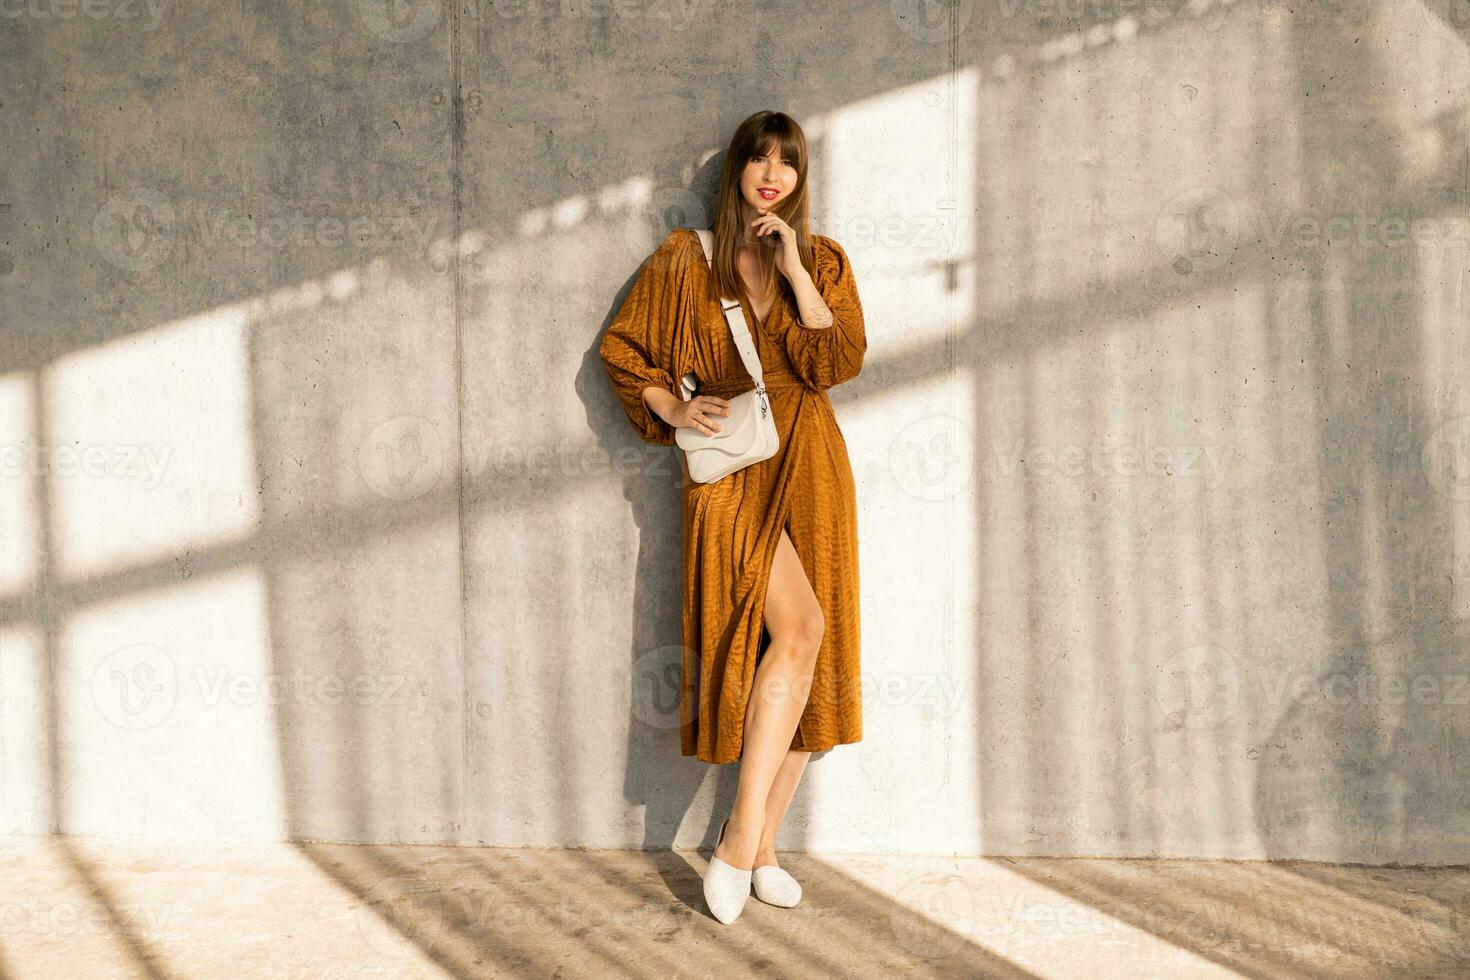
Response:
[694, 374, 807, 397]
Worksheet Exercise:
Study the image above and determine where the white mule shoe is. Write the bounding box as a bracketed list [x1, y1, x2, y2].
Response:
[752, 864, 802, 908]
[702, 818, 753, 924]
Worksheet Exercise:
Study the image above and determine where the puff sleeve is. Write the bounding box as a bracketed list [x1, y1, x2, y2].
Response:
[784, 235, 867, 391]
[598, 230, 694, 445]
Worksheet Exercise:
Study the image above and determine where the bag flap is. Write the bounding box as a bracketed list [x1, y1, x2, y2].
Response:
[675, 391, 761, 455]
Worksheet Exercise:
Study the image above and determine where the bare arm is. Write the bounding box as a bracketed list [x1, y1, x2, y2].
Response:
[643, 385, 730, 436]
[777, 236, 867, 390]
[784, 264, 835, 330]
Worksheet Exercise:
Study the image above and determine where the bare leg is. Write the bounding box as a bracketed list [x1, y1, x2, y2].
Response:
[755, 749, 810, 868]
[714, 527, 822, 870]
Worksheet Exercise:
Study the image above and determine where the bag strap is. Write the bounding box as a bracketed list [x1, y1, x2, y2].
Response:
[680, 228, 766, 402]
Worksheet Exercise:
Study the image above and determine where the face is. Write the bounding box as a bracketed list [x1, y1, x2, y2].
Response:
[739, 141, 798, 215]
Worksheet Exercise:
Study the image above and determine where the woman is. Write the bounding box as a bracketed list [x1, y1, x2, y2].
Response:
[599, 110, 866, 924]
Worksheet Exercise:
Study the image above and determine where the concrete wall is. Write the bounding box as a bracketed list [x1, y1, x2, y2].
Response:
[2, 0, 1469, 863]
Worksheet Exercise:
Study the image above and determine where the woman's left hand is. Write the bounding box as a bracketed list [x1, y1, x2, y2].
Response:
[750, 210, 802, 279]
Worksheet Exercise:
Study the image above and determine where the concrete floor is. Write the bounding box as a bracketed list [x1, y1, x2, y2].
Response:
[2, 836, 1467, 979]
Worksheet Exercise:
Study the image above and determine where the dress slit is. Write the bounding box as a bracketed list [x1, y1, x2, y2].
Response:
[748, 511, 809, 747]
[732, 426, 820, 758]
[730, 484, 790, 760]
[776, 512, 817, 753]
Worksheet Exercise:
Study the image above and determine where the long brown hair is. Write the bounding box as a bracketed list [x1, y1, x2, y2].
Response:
[707, 111, 816, 313]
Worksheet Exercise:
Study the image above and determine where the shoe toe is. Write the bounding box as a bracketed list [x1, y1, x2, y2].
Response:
[752, 866, 802, 908]
[703, 855, 753, 924]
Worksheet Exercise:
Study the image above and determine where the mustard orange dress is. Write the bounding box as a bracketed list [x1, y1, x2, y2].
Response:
[599, 227, 866, 764]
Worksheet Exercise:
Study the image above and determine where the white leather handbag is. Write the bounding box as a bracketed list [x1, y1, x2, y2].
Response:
[674, 228, 780, 484]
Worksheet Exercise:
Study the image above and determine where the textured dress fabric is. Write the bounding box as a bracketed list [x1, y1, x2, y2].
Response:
[599, 227, 867, 764]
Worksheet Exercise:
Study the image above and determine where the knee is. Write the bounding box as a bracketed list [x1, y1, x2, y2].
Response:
[789, 607, 825, 659]
[768, 600, 824, 666]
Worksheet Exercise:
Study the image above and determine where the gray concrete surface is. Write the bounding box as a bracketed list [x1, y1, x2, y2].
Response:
[2, 0, 1469, 865]
[2, 835, 1468, 978]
